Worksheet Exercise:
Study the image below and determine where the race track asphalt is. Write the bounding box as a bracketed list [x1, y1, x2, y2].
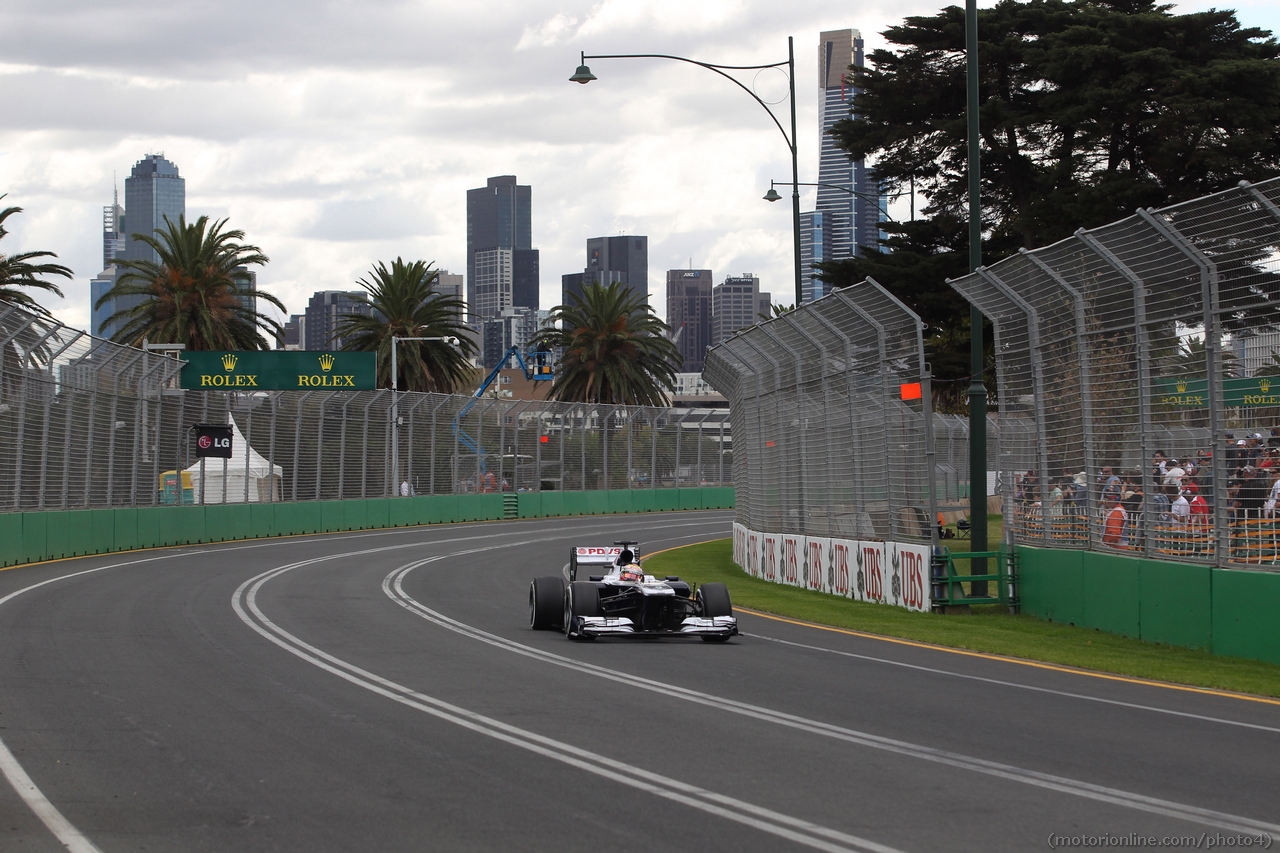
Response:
[0, 510, 1276, 852]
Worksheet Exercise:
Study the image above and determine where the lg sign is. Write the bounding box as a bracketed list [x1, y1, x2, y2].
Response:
[192, 424, 233, 459]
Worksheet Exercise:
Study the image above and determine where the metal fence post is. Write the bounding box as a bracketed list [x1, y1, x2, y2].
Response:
[978, 268, 1053, 547]
[1020, 249, 1098, 549]
[1138, 208, 1228, 567]
[1079, 230, 1155, 558]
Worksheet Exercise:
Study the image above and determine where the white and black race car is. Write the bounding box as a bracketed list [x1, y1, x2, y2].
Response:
[529, 541, 737, 642]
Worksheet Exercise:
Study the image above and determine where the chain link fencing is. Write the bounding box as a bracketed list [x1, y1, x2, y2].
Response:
[949, 177, 1280, 569]
[0, 301, 731, 512]
[704, 280, 953, 544]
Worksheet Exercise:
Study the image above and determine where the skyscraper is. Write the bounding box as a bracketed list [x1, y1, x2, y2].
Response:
[712, 274, 767, 345]
[122, 154, 185, 265]
[666, 269, 712, 374]
[586, 235, 648, 300]
[466, 176, 539, 321]
[799, 29, 886, 303]
[92, 154, 185, 339]
[304, 291, 371, 352]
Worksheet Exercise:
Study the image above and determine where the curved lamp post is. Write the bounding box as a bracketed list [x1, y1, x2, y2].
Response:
[763, 179, 898, 221]
[571, 43, 803, 308]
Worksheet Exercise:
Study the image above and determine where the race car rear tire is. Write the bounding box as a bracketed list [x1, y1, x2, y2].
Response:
[530, 576, 565, 630]
[565, 581, 599, 640]
[698, 582, 733, 617]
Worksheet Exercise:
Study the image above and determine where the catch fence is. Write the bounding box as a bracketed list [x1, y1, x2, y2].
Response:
[704, 280, 948, 544]
[948, 177, 1280, 569]
[0, 301, 731, 512]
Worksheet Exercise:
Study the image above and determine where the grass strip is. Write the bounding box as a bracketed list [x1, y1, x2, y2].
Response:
[645, 538, 1280, 700]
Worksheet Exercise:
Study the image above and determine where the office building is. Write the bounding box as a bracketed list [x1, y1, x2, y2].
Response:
[665, 269, 713, 374]
[587, 235, 647, 300]
[304, 291, 371, 352]
[93, 154, 186, 338]
[102, 182, 124, 271]
[561, 272, 588, 306]
[480, 306, 551, 369]
[800, 29, 886, 303]
[466, 176, 539, 320]
[712, 274, 767, 345]
[473, 247, 513, 318]
[278, 314, 305, 350]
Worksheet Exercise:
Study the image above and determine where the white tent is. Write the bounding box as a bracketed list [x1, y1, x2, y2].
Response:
[186, 418, 283, 504]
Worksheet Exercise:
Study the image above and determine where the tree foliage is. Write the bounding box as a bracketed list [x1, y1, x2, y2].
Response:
[821, 0, 1280, 407]
[333, 258, 477, 394]
[0, 196, 72, 314]
[533, 282, 681, 406]
[97, 215, 282, 349]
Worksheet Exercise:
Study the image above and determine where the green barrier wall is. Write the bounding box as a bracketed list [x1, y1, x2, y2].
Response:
[0, 488, 734, 571]
[1017, 546, 1280, 665]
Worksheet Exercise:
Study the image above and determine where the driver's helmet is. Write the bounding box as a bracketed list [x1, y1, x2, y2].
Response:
[619, 565, 644, 583]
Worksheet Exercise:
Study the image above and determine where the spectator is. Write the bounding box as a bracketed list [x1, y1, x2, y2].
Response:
[1100, 466, 1121, 504]
[1122, 493, 1144, 548]
[1190, 491, 1210, 528]
[1238, 466, 1268, 518]
[1071, 471, 1088, 514]
[1171, 486, 1190, 524]
[1151, 451, 1168, 489]
[1267, 468, 1280, 518]
[1046, 477, 1065, 521]
[1151, 482, 1172, 523]
[1163, 459, 1185, 487]
[1103, 497, 1126, 547]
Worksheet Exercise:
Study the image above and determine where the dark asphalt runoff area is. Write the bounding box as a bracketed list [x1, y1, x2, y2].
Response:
[0, 510, 1276, 852]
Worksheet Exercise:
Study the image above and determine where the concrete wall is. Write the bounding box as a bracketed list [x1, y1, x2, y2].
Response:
[0, 488, 735, 570]
[1018, 546, 1280, 665]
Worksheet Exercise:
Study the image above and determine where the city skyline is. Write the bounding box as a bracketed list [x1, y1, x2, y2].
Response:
[2, 0, 1269, 333]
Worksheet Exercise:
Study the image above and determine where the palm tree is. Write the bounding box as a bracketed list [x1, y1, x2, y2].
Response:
[333, 258, 477, 393]
[533, 281, 681, 406]
[758, 302, 795, 322]
[95, 215, 282, 349]
[0, 196, 73, 313]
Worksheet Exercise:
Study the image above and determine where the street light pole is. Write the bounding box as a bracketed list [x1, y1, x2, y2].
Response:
[571, 42, 803, 307]
[390, 335, 459, 496]
[966, 0, 990, 590]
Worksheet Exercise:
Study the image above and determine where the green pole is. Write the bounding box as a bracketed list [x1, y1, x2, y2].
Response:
[966, 0, 989, 592]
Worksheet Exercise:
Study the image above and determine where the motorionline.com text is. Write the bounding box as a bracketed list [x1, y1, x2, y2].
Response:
[1047, 832, 1272, 849]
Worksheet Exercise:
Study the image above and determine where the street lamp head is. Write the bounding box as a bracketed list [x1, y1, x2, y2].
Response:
[570, 64, 597, 84]
[762, 187, 782, 203]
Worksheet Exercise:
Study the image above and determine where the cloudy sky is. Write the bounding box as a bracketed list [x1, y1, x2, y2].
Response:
[3, 0, 1277, 334]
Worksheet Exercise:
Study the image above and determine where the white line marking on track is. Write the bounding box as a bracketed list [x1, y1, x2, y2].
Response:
[234, 552, 900, 853]
[383, 554, 1280, 837]
[0, 513, 728, 853]
[0, 735, 103, 853]
[744, 632, 1280, 734]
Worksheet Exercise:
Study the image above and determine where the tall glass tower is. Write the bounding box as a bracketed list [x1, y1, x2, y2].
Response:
[466, 176, 537, 321]
[94, 155, 185, 339]
[800, 29, 885, 303]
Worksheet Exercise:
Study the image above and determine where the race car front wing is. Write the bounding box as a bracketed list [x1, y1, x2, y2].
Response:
[573, 615, 737, 638]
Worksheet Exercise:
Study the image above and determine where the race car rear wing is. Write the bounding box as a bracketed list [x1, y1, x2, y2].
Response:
[568, 542, 641, 582]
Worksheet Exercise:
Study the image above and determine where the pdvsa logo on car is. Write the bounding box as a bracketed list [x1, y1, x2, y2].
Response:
[577, 547, 622, 556]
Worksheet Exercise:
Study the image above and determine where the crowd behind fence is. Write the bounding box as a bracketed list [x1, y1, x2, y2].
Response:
[949, 176, 1280, 569]
[704, 281, 978, 545]
[0, 302, 731, 513]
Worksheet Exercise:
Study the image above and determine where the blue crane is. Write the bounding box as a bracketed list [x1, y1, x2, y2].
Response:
[452, 346, 555, 477]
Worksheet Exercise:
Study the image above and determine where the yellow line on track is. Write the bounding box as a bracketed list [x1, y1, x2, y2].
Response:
[644, 538, 1280, 708]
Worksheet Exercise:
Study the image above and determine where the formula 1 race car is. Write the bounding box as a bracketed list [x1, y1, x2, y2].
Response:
[528, 541, 737, 642]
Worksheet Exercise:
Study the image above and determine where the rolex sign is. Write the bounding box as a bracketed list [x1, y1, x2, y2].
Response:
[179, 351, 376, 391]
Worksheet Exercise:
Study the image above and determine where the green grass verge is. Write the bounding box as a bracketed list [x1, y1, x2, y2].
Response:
[646, 538, 1280, 699]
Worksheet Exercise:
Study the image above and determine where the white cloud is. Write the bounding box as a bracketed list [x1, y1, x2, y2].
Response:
[1, 0, 1275, 336]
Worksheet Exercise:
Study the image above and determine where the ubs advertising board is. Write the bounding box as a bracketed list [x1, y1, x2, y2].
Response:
[733, 522, 932, 613]
[180, 351, 376, 391]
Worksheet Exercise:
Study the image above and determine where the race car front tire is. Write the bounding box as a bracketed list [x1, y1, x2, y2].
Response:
[564, 581, 599, 640]
[530, 576, 565, 630]
[697, 582, 734, 642]
[698, 582, 733, 618]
